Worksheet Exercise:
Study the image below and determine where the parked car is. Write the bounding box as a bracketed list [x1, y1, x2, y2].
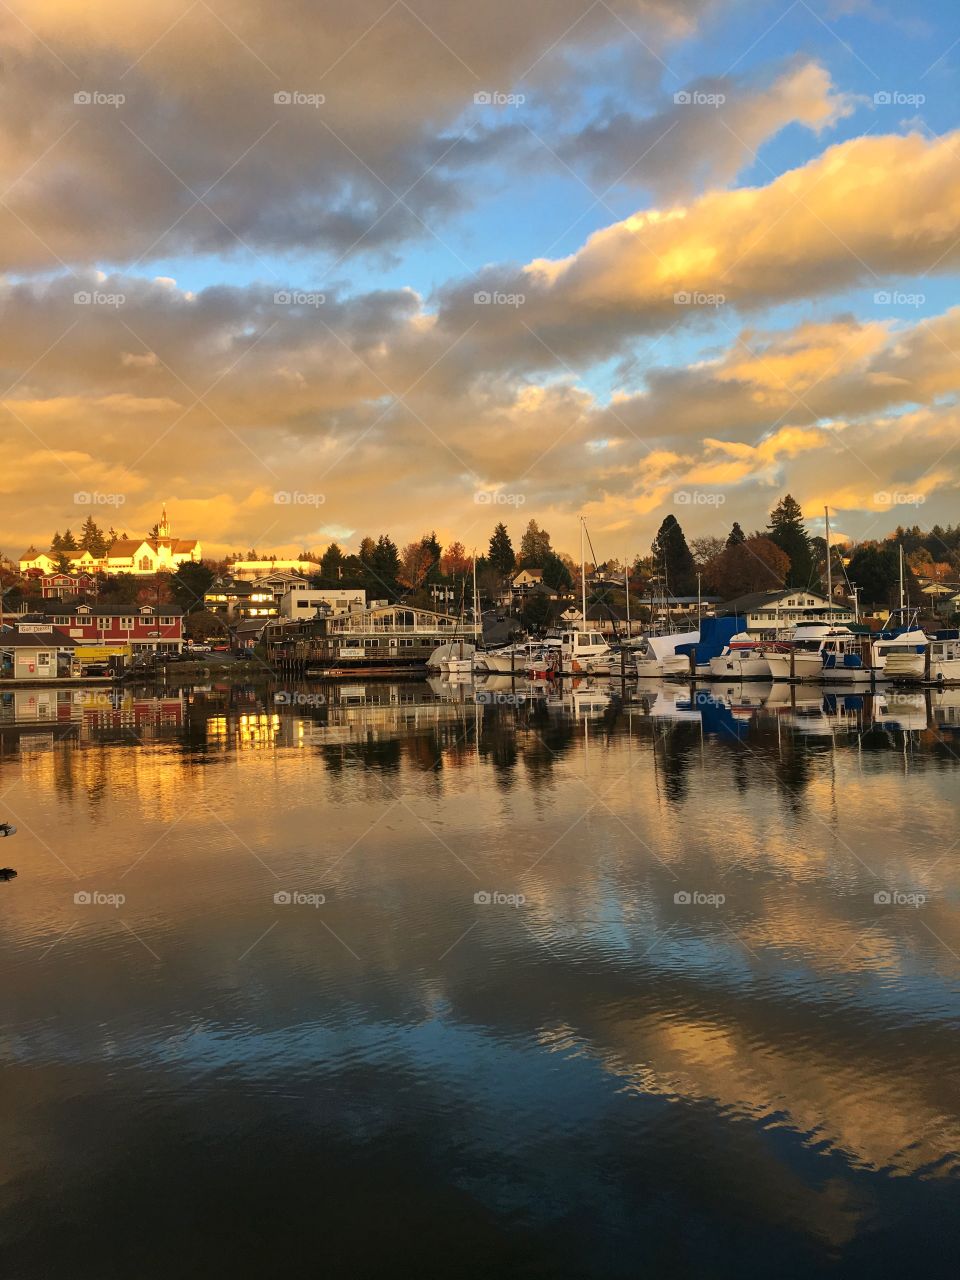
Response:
[211, 643, 231, 653]
[185, 642, 212, 653]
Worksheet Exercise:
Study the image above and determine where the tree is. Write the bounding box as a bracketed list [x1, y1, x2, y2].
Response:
[518, 519, 552, 568]
[399, 541, 434, 591]
[651, 515, 696, 595]
[185, 609, 223, 641]
[542, 549, 573, 591]
[690, 535, 725, 566]
[767, 494, 813, 587]
[847, 542, 920, 609]
[420, 532, 443, 584]
[79, 515, 107, 557]
[726, 522, 746, 547]
[521, 592, 554, 632]
[170, 560, 215, 612]
[487, 522, 516, 577]
[441, 541, 472, 577]
[358, 536, 377, 565]
[704, 536, 789, 599]
[61, 528, 78, 551]
[320, 542, 346, 579]
[368, 535, 401, 595]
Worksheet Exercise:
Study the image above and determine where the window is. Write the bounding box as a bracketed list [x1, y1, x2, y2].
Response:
[138, 556, 152, 571]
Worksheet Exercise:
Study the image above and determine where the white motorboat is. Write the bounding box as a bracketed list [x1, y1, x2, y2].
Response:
[886, 633, 960, 685]
[478, 640, 547, 674]
[763, 625, 848, 681]
[707, 634, 771, 680]
[427, 640, 477, 671]
[633, 631, 699, 678]
[540, 628, 611, 673]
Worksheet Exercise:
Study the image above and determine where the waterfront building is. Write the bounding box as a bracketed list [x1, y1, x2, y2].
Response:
[718, 588, 855, 634]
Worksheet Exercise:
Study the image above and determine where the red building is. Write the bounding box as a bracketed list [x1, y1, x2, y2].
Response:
[40, 572, 99, 599]
[38, 601, 184, 654]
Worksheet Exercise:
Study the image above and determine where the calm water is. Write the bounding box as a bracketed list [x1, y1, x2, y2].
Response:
[1, 677, 959, 1278]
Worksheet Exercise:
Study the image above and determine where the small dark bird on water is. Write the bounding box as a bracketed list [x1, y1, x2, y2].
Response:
[0, 823, 17, 837]
[0, 869, 16, 881]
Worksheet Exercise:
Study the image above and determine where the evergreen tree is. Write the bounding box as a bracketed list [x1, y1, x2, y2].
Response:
[61, 528, 78, 551]
[542, 549, 573, 591]
[171, 561, 215, 612]
[651, 515, 696, 595]
[420, 531, 443, 584]
[767, 495, 813, 586]
[320, 542, 346, 579]
[367, 534, 401, 595]
[487, 522, 516, 577]
[50, 531, 64, 554]
[518, 519, 552, 569]
[726, 521, 746, 547]
[79, 515, 107, 557]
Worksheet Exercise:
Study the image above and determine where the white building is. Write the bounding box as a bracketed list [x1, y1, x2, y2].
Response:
[280, 588, 366, 619]
[721, 588, 855, 635]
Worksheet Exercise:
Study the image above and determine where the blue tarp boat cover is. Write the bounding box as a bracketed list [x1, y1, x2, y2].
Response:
[674, 615, 746, 664]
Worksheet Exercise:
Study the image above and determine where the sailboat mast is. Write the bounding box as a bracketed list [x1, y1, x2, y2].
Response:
[580, 516, 587, 629]
[625, 558, 631, 639]
[825, 505, 832, 617]
[899, 544, 905, 612]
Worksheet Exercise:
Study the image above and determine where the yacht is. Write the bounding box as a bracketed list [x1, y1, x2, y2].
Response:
[885, 631, 960, 685]
[762, 625, 847, 681]
[707, 634, 772, 680]
[633, 630, 699, 678]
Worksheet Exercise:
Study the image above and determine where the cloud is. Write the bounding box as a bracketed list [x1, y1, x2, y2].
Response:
[0, 0, 712, 271]
[562, 60, 855, 199]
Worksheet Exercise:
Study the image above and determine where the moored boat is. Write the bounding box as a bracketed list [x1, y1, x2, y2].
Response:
[707, 634, 771, 680]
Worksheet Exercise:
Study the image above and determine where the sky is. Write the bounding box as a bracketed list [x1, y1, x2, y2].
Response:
[2, 0, 960, 564]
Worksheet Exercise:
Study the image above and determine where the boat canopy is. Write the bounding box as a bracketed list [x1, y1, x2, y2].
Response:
[647, 631, 699, 661]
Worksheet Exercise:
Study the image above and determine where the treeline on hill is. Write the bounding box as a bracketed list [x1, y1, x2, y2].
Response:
[9, 498, 960, 627]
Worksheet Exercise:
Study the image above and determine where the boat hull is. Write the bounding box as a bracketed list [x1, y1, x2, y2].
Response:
[707, 655, 770, 680]
[764, 651, 825, 681]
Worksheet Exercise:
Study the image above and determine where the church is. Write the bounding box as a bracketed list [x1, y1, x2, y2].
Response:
[20, 507, 201, 578]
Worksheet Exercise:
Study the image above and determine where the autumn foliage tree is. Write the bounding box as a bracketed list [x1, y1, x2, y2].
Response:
[704, 536, 789, 598]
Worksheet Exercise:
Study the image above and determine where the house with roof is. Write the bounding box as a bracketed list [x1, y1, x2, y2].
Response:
[1, 631, 80, 680]
[718, 588, 854, 634]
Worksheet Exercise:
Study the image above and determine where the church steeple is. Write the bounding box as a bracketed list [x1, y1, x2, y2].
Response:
[158, 505, 170, 540]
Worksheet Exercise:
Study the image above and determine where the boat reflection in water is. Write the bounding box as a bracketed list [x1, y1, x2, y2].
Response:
[2, 675, 958, 1278]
